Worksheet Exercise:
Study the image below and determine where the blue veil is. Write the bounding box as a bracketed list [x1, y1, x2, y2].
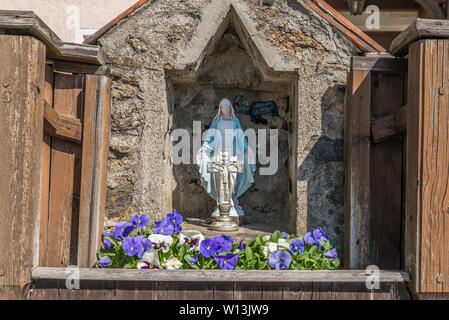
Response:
[197, 98, 256, 200]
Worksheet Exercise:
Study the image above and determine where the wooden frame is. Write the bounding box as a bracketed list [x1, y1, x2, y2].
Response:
[405, 39, 449, 297]
[32, 267, 409, 283]
[29, 268, 411, 300]
[0, 11, 111, 299]
[344, 55, 408, 270]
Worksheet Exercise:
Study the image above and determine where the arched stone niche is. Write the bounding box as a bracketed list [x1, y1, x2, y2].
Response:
[166, 5, 298, 228]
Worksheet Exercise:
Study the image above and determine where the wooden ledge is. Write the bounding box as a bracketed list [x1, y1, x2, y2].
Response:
[32, 267, 410, 283]
[0, 10, 105, 65]
[391, 19, 449, 57]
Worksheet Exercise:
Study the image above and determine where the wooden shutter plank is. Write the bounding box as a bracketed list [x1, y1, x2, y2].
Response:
[39, 65, 53, 267]
[90, 76, 111, 266]
[369, 72, 405, 269]
[77, 75, 99, 268]
[78, 75, 111, 267]
[46, 74, 84, 267]
[344, 61, 372, 269]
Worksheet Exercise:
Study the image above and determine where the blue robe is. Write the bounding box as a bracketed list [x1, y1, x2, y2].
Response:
[198, 116, 256, 200]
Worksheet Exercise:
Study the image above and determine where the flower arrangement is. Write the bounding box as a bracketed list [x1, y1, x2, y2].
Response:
[96, 210, 340, 270]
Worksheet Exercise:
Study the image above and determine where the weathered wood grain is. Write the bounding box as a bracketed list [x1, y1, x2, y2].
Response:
[352, 55, 408, 73]
[213, 283, 235, 300]
[52, 61, 110, 76]
[77, 76, 99, 268]
[344, 61, 372, 269]
[234, 282, 263, 299]
[89, 76, 112, 266]
[0, 10, 105, 65]
[406, 39, 449, 296]
[31, 268, 410, 283]
[391, 19, 449, 56]
[303, 0, 381, 53]
[45, 74, 84, 267]
[77, 76, 112, 268]
[39, 65, 53, 268]
[0, 35, 45, 298]
[43, 100, 82, 143]
[29, 268, 411, 300]
[369, 72, 405, 269]
[30, 280, 410, 300]
[371, 105, 407, 143]
[261, 282, 283, 300]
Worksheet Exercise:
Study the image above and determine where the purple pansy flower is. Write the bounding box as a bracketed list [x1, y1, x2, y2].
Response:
[323, 248, 338, 261]
[122, 237, 141, 257]
[103, 232, 114, 249]
[98, 256, 112, 268]
[268, 250, 292, 270]
[281, 232, 289, 238]
[134, 235, 152, 258]
[152, 241, 167, 251]
[289, 238, 304, 254]
[304, 227, 329, 250]
[200, 238, 219, 258]
[238, 240, 247, 250]
[166, 210, 183, 233]
[214, 253, 238, 270]
[221, 235, 234, 244]
[141, 261, 159, 269]
[209, 236, 232, 254]
[184, 237, 199, 249]
[113, 222, 134, 239]
[190, 253, 199, 266]
[153, 218, 175, 235]
[130, 214, 150, 229]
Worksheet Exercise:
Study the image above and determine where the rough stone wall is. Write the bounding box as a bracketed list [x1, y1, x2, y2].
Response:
[97, 0, 358, 248]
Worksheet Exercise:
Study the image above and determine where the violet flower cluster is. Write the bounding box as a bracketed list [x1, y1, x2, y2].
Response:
[96, 210, 340, 271]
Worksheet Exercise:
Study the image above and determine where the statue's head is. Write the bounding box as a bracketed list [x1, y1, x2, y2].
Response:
[219, 98, 233, 120]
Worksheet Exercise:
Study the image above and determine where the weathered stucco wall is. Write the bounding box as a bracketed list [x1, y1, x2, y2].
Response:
[97, 0, 358, 248]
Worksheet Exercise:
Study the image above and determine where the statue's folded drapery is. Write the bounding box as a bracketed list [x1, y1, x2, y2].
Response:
[197, 99, 256, 202]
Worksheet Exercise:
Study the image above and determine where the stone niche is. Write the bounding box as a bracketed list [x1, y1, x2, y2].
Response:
[98, 0, 354, 245]
[167, 13, 297, 229]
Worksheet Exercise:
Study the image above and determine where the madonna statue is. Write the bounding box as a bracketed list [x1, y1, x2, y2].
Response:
[196, 98, 256, 226]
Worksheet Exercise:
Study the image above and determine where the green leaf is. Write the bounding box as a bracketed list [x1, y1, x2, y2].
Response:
[270, 230, 281, 243]
[245, 246, 254, 261]
[97, 249, 116, 258]
[256, 260, 267, 270]
[255, 236, 265, 247]
[178, 245, 186, 258]
[105, 236, 119, 248]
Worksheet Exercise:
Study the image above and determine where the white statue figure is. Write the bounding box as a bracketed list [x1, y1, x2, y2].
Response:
[197, 98, 256, 226]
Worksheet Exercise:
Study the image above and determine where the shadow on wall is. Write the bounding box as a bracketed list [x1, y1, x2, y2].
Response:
[297, 84, 346, 250]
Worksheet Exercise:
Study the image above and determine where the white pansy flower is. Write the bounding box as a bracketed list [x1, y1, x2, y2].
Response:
[262, 242, 278, 258]
[262, 235, 271, 242]
[277, 238, 290, 249]
[261, 246, 269, 258]
[268, 241, 278, 252]
[178, 230, 205, 251]
[164, 256, 183, 270]
[137, 250, 161, 269]
[148, 234, 173, 253]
